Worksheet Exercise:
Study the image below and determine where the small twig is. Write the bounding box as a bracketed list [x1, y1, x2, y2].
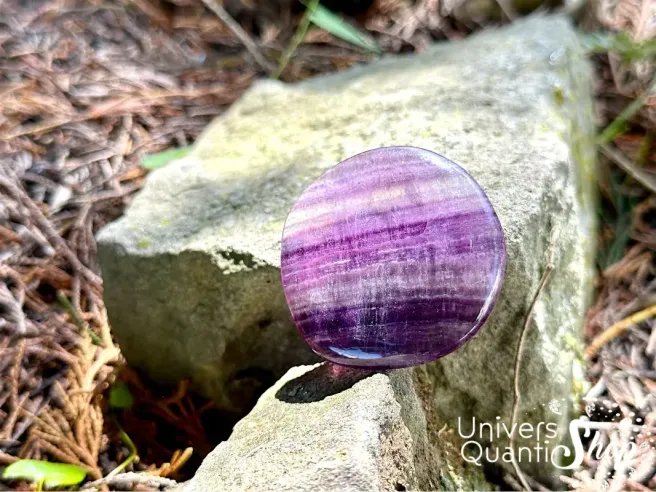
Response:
[600, 145, 656, 195]
[0, 266, 30, 335]
[56, 291, 103, 346]
[0, 339, 26, 440]
[82, 345, 121, 393]
[200, 0, 273, 73]
[625, 480, 654, 492]
[82, 472, 178, 491]
[525, 474, 551, 491]
[0, 176, 101, 286]
[73, 183, 141, 204]
[503, 472, 523, 491]
[153, 447, 193, 477]
[495, 0, 518, 21]
[0, 450, 18, 464]
[510, 232, 557, 491]
[586, 303, 656, 358]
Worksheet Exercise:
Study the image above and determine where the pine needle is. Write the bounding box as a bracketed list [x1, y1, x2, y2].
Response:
[586, 303, 656, 358]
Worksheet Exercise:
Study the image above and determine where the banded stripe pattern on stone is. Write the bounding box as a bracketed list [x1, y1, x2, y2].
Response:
[281, 146, 506, 368]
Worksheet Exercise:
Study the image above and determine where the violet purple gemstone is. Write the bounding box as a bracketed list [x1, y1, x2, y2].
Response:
[280, 146, 506, 369]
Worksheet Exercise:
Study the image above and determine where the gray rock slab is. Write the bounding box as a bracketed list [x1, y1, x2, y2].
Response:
[98, 13, 596, 482]
[183, 363, 489, 492]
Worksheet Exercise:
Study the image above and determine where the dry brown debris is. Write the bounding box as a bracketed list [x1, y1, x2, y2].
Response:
[571, 1, 656, 490]
[22, 331, 119, 481]
[0, 0, 256, 485]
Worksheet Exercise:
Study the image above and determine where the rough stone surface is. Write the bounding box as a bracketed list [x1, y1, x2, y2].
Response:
[98, 13, 596, 481]
[184, 363, 488, 492]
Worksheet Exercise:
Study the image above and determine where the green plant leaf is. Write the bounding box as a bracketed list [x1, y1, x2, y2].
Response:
[142, 146, 191, 170]
[274, 0, 320, 79]
[597, 76, 656, 145]
[598, 169, 639, 269]
[109, 380, 134, 409]
[2, 460, 87, 489]
[582, 32, 656, 62]
[304, 2, 380, 53]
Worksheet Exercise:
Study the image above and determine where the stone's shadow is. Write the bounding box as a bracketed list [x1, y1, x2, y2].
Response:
[276, 363, 384, 404]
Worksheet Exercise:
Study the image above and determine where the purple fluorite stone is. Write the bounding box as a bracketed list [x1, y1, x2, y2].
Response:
[280, 147, 506, 369]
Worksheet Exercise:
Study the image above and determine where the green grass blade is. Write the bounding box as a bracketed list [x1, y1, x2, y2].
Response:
[582, 32, 656, 62]
[2, 460, 87, 488]
[598, 77, 656, 145]
[142, 146, 191, 170]
[305, 3, 380, 53]
[274, 0, 320, 79]
[106, 425, 138, 478]
[598, 171, 638, 269]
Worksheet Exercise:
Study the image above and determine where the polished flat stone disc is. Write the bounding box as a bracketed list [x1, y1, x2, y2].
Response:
[280, 146, 506, 368]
